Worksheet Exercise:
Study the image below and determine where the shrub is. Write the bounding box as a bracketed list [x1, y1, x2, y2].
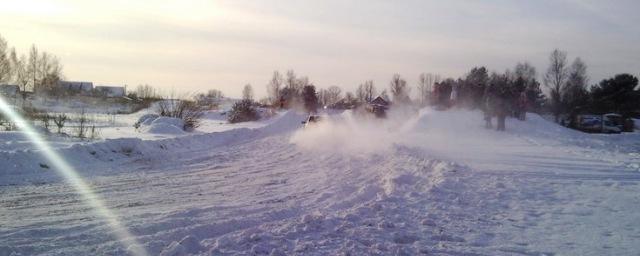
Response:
[53, 113, 68, 133]
[228, 99, 259, 123]
[89, 125, 100, 140]
[157, 98, 204, 131]
[75, 110, 89, 139]
[41, 113, 51, 131]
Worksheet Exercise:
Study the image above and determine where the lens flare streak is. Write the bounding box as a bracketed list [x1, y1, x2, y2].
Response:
[0, 97, 148, 256]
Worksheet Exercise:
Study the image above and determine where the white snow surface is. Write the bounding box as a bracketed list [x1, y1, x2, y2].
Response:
[138, 117, 186, 135]
[1, 108, 639, 255]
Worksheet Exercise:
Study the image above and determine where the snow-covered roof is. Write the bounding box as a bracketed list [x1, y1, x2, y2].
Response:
[95, 85, 126, 97]
[0, 84, 19, 95]
[58, 81, 94, 91]
[370, 96, 389, 106]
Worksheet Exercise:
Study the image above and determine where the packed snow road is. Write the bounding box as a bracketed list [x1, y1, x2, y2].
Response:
[1, 109, 639, 255]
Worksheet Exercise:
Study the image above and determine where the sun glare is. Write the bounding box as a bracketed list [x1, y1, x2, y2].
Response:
[0, 96, 148, 256]
[1, 0, 67, 17]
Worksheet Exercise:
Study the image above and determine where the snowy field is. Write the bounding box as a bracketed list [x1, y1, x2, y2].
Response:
[0, 99, 274, 152]
[1, 108, 639, 255]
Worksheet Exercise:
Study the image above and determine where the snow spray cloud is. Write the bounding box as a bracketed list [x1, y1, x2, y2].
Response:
[289, 106, 502, 159]
[290, 106, 423, 156]
[0, 96, 148, 256]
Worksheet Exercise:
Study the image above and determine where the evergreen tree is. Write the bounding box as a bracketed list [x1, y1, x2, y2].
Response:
[590, 74, 639, 117]
[302, 85, 319, 113]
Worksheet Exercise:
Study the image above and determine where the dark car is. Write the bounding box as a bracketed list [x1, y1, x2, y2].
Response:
[302, 115, 322, 128]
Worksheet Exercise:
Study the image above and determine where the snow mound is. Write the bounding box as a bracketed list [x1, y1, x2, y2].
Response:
[260, 110, 307, 135]
[139, 117, 186, 135]
[136, 113, 160, 127]
[0, 111, 306, 185]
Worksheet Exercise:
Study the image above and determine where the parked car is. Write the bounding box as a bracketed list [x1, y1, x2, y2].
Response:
[575, 114, 621, 134]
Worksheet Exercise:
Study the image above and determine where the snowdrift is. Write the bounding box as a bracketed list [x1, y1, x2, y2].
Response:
[0, 111, 307, 185]
[142, 117, 186, 134]
[3, 107, 640, 255]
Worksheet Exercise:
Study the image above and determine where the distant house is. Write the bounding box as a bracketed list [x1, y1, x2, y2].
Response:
[94, 85, 126, 97]
[370, 96, 389, 106]
[330, 99, 357, 110]
[0, 84, 19, 97]
[57, 81, 94, 95]
[367, 96, 390, 118]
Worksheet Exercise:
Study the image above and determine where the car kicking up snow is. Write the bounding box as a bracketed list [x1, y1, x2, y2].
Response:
[301, 114, 322, 128]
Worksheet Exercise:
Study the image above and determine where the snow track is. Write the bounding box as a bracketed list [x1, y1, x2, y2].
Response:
[1, 109, 639, 255]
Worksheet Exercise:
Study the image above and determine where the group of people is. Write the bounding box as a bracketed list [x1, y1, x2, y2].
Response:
[483, 91, 528, 131]
[432, 82, 530, 132]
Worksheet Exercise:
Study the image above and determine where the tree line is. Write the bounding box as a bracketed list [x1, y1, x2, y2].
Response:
[0, 34, 64, 101]
[253, 49, 638, 122]
[3, 30, 637, 123]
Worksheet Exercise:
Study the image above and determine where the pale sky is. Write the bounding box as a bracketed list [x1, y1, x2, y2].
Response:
[1, 0, 639, 98]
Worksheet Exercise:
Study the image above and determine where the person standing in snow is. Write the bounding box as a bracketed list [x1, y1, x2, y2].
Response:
[449, 85, 458, 108]
[517, 91, 528, 121]
[432, 83, 440, 107]
[482, 86, 495, 129]
[483, 96, 493, 129]
[495, 97, 507, 131]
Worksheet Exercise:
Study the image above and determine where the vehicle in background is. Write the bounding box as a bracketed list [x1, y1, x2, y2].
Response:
[301, 115, 322, 128]
[365, 96, 389, 118]
[574, 114, 622, 134]
[604, 113, 637, 132]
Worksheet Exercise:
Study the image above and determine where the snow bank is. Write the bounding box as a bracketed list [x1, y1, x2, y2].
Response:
[0, 111, 307, 185]
[136, 113, 159, 127]
[143, 117, 186, 134]
[4, 107, 640, 255]
[135, 115, 186, 135]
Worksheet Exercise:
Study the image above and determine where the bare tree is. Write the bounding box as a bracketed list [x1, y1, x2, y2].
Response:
[53, 113, 68, 133]
[417, 74, 428, 105]
[207, 89, 224, 99]
[0, 34, 11, 84]
[195, 89, 224, 109]
[21, 45, 64, 96]
[326, 86, 342, 106]
[317, 88, 328, 107]
[285, 70, 297, 90]
[27, 45, 39, 94]
[13, 54, 29, 107]
[266, 71, 282, 105]
[356, 80, 376, 103]
[563, 57, 589, 113]
[389, 74, 410, 103]
[356, 84, 366, 103]
[297, 76, 310, 88]
[364, 80, 376, 102]
[417, 73, 437, 105]
[543, 49, 569, 122]
[242, 83, 254, 101]
[135, 84, 158, 99]
[39, 54, 63, 95]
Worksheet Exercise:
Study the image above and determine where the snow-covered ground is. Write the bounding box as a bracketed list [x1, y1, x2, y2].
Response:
[1, 108, 639, 255]
[0, 101, 278, 152]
